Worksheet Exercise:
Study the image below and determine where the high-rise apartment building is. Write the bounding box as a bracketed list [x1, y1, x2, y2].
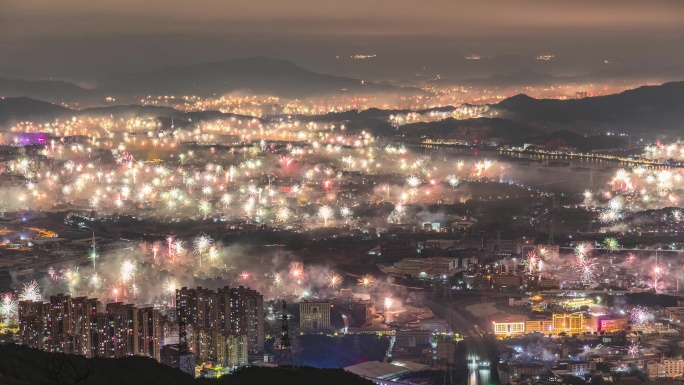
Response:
[138, 306, 161, 361]
[18, 300, 48, 350]
[105, 302, 139, 357]
[176, 286, 263, 356]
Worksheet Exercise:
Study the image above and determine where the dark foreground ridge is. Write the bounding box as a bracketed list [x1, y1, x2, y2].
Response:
[0, 344, 373, 385]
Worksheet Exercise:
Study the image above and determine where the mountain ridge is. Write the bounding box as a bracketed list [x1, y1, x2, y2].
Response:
[101, 56, 408, 98]
[0, 78, 97, 102]
[2, 81, 683, 138]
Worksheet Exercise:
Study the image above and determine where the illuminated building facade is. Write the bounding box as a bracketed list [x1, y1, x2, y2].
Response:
[552, 314, 585, 334]
[492, 314, 589, 337]
[492, 318, 526, 336]
[299, 301, 331, 332]
[18, 295, 157, 360]
[176, 285, 263, 357]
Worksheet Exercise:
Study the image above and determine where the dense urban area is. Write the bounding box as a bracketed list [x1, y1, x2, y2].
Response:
[2, 2, 684, 385]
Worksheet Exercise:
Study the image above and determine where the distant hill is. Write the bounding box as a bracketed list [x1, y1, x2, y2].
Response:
[0, 78, 98, 103]
[0, 97, 72, 125]
[3, 81, 684, 141]
[0, 97, 258, 126]
[0, 344, 373, 385]
[101, 57, 407, 98]
[1, 57, 417, 102]
[491, 81, 684, 132]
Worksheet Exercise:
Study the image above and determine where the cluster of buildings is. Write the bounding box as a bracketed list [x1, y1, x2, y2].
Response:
[378, 238, 566, 292]
[498, 349, 684, 383]
[19, 294, 161, 360]
[17, 285, 264, 377]
[488, 295, 684, 383]
[380, 256, 461, 280]
[492, 312, 629, 337]
[646, 358, 684, 379]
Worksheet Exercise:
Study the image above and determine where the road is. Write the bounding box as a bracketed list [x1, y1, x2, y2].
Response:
[426, 297, 492, 385]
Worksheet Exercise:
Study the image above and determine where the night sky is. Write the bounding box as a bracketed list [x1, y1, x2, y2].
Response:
[1, 0, 683, 80]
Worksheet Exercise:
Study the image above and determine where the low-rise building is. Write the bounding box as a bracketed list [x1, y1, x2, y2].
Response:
[492, 274, 522, 289]
[498, 362, 549, 384]
[492, 316, 527, 337]
[525, 319, 554, 335]
[568, 361, 595, 376]
[419, 318, 450, 334]
[592, 315, 628, 333]
[648, 358, 684, 379]
[552, 313, 586, 335]
[382, 257, 459, 279]
[395, 330, 431, 348]
[664, 307, 684, 322]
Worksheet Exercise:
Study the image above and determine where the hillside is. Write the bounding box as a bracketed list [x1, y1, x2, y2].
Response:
[0, 344, 373, 385]
[0, 97, 258, 126]
[1, 58, 415, 102]
[0, 78, 98, 103]
[492, 81, 684, 132]
[3, 81, 684, 143]
[0, 97, 73, 125]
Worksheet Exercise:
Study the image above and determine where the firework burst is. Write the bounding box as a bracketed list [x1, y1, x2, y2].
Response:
[163, 277, 179, 295]
[406, 176, 420, 188]
[602, 237, 620, 252]
[358, 274, 375, 290]
[327, 272, 341, 289]
[62, 267, 80, 293]
[628, 341, 641, 358]
[524, 251, 541, 275]
[318, 205, 333, 226]
[625, 252, 636, 263]
[88, 273, 102, 290]
[150, 241, 161, 261]
[273, 273, 282, 288]
[19, 280, 41, 302]
[1, 293, 18, 322]
[289, 262, 304, 280]
[207, 245, 220, 263]
[339, 207, 352, 218]
[120, 259, 137, 284]
[579, 258, 597, 282]
[574, 242, 590, 258]
[194, 234, 212, 255]
[651, 260, 664, 292]
[630, 306, 652, 327]
[575, 246, 597, 283]
[276, 207, 291, 222]
[384, 296, 393, 311]
[130, 284, 141, 298]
